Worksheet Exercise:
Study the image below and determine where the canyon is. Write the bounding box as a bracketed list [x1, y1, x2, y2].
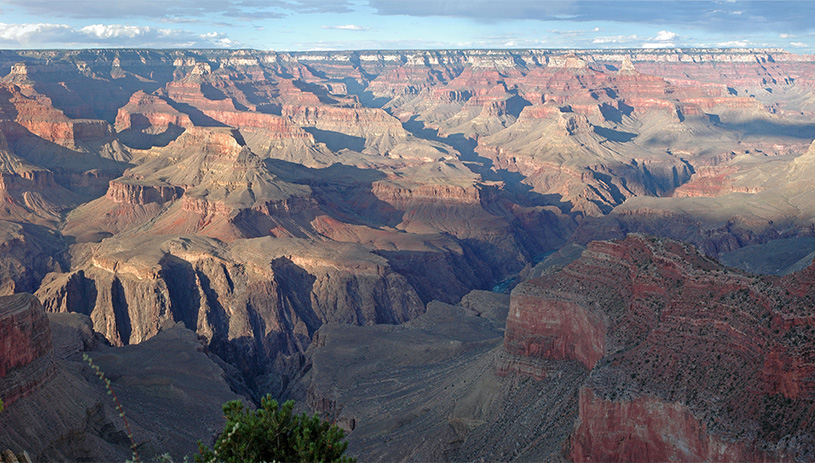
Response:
[0, 47, 814, 461]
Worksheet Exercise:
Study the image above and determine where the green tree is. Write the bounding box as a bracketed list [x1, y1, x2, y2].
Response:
[0, 398, 4, 413]
[196, 395, 355, 463]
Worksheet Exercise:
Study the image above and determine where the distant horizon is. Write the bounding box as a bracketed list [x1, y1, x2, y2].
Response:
[0, 46, 806, 54]
[0, 1, 812, 54]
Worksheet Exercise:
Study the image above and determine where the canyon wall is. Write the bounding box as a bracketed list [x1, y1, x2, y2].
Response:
[0, 293, 55, 407]
[502, 235, 815, 462]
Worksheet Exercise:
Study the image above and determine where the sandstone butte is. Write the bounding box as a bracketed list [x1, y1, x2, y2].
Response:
[0, 47, 813, 461]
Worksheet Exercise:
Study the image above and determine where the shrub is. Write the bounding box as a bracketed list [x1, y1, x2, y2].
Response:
[196, 395, 355, 463]
[83, 353, 140, 462]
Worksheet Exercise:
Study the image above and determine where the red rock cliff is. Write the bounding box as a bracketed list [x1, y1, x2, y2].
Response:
[503, 235, 815, 461]
[0, 293, 56, 407]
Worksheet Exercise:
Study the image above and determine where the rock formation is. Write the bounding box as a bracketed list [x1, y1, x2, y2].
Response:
[0, 294, 55, 407]
[0, 293, 247, 461]
[0, 220, 65, 295]
[503, 235, 815, 462]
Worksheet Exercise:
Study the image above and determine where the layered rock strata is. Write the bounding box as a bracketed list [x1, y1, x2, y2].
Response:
[502, 235, 815, 461]
[0, 293, 55, 407]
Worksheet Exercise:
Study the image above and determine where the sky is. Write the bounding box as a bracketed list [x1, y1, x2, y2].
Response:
[0, 0, 813, 53]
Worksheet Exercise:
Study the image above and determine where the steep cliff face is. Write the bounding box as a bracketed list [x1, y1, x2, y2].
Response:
[569, 389, 773, 463]
[0, 294, 55, 407]
[0, 83, 122, 153]
[502, 235, 815, 461]
[36, 235, 426, 378]
[0, 220, 65, 295]
[0, 293, 248, 462]
[105, 179, 183, 205]
[0, 136, 81, 225]
[63, 126, 320, 242]
[114, 90, 192, 132]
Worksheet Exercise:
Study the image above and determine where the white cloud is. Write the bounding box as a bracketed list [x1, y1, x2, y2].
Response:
[0, 22, 240, 48]
[320, 24, 369, 31]
[654, 30, 677, 41]
[550, 27, 601, 37]
[790, 41, 809, 47]
[642, 42, 675, 49]
[780, 33, 795, 38]
[200, 31, 238, 46]
[593, 35, 637, 44]
[716, 40, 750, 47]
[81, 24, 166, 39]
[0, 23, 74, 45]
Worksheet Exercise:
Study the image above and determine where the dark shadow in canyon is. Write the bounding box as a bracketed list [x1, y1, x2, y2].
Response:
[292, 79, 340, 105]
[117, 123, 186, 150]
[716, 119, 815, 139]
[599, 101, 633, 123]
[342, 78, 391, 109]
[303, 127, 366, 152]
[160, 254, 201, 333]
[594, 126, 637, 142]
[400, 115, 489, 164]
[111, 277, 132, 345]
[264, 158, 404, 228]
[505, 94, 533, 118]
[164, 100, 229, 128]
[400, 115, 576, 212]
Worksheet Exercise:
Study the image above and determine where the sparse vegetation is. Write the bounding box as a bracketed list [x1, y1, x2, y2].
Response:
[83, 353, 140, 463]
[196, 395, 355, 463]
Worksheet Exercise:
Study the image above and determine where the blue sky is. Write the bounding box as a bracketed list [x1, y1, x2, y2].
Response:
[0, 0, 812, 52]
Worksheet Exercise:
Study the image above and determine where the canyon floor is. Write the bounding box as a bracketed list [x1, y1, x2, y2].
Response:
[1, 48, 815, 461]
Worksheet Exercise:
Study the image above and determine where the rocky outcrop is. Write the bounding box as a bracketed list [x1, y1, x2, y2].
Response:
[0, 450, 33, 463]
[282, 103, 451, 159]
[371, 181, 482, 206]
[36, 235, 426, 375]
[106, 179, 183, 205]
[569, 389, 770, 463]
[114, 90, 192, 131]
[0, 305, 248, 462]
[0, 293, 56, 407]
[0, 83, 117, 150]
[206, 109, 313, 139]
[671, 165, 764, 197]
[502, 235, 815, 461]
[502, 283, 605, 375]
[0, 220, 65, 295]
